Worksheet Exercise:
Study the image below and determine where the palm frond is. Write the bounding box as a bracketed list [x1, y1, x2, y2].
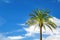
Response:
[43, 25, 46, 30]
[45, 23, 53, 32]
[29, 13, 36, 17]
[33, 10, 39, 16]
[26, 9, 57, 32]
[47, 21, 57, 29]
[26, 19, 37, 26]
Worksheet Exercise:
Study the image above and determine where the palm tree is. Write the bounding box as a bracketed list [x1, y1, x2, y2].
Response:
[26, 9, 57, 40]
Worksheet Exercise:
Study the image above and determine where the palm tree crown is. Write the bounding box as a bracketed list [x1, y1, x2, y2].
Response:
[26, 9, 57, 40]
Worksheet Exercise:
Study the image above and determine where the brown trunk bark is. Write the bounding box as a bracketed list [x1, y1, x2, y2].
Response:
[40, 27, 42, 40]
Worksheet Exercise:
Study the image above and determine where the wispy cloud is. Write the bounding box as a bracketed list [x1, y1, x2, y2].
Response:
[34, 39, 40, 40]
[57, 0, 60, 2]
[18, 23, 26, 26]
[45, 35, 60, 40]
[0, 33, 24, 40]
[8, 36, 24, 40]
[3, 0, 10, 3]
[52, 17, 60, 26]
[5, 29, 23, 34]
[0, 33, 12, 40]
[0, 16, 6, 27]
[0, 0, 11, 3]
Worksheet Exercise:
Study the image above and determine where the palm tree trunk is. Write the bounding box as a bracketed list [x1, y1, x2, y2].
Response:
[40, 27, 42, 40]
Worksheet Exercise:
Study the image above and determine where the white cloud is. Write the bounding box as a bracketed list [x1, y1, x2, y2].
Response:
[0, 33, 24, 40]
[34, 39, 39, 40]
[50, 17, 60, 26]
[8, 36, 24, 40]
[24, 24, 40, 36]
[45, 27, 60, 40]
[46, 35, 60, 40]
[0, 33, 12, 40]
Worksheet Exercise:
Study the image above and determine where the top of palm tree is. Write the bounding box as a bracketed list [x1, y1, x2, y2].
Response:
[26, 9, 57, 31]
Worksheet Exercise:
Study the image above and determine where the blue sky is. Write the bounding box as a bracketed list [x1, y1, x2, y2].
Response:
[0, 0, 60, 40]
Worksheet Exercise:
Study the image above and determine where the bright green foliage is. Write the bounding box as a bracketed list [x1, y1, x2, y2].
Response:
[26, 9, 57, 31]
